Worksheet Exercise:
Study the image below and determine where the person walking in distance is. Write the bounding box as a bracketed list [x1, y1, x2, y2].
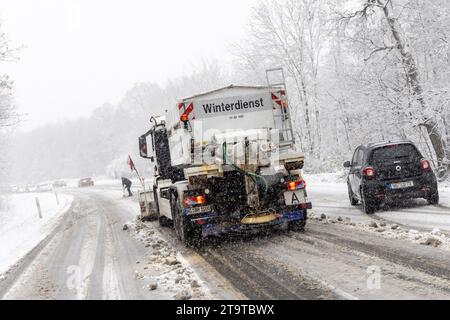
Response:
[122, 177, 133, 197]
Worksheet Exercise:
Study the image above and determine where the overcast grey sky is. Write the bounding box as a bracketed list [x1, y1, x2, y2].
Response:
[0, 0, 256, 130]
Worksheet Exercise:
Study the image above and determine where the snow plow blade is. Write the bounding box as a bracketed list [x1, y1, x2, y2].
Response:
[241, 213, 277, 224]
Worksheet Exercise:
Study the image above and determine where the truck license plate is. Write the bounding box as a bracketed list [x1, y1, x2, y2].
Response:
[284, 190, 306, 206]
[187, 205, 212, 215]
[389, 181, 414, 190]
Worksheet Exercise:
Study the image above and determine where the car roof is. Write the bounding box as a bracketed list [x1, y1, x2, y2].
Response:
[360, 140, 415, 151]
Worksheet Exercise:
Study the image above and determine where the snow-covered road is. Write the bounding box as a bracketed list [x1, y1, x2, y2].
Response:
[0, 188, 216, 300]
[140, 177, 450, 300]
[1, 179, 450, 300]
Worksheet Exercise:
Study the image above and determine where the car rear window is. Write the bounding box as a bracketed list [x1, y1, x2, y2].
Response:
[370, 144, 421, 164]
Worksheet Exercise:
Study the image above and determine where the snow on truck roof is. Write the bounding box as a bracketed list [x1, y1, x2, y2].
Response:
[178, 85, 273, 101]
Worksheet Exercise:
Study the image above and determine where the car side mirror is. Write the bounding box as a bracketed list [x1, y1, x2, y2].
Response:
[343, 161, 351, 168]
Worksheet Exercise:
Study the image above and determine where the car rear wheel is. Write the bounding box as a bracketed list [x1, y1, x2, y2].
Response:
[348, 183, 358, 206]
[361, 190, 376, 215]
[427, 190, 439, 205]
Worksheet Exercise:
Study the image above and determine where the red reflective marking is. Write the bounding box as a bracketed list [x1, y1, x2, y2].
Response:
[271, 93, 282, 106]
[185, 103, 193, 115]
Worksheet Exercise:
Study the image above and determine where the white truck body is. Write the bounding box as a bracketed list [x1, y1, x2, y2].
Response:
[167, 86, 276, 133]
[166, 85, 295, 168]
[139, 82, 310, 245]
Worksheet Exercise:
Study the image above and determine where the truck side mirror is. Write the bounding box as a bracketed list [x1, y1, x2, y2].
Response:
[139, 135, 150, 159]
[343, 161, 351, 168]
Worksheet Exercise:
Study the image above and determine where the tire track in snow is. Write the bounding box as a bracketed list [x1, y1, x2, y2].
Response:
[0, 200, 74, 299]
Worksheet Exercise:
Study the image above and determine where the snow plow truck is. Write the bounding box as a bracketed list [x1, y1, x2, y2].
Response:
[138, 69, 311, 245]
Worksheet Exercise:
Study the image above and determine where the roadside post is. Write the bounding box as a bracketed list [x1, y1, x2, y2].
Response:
[53, 187, 60, 205]
[35, 197, 42, 219]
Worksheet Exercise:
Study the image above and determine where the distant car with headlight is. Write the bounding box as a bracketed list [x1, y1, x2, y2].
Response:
[78, 178, 94, 187]
[344, 140, 439, 214]
[53, 180, 67, 188]
[37, 182, 53, 192]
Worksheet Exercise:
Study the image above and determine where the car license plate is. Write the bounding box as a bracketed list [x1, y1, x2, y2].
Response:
[187, 205, 212, 215]
[284, 190, 306, 206]
[389, 181, 414, 190]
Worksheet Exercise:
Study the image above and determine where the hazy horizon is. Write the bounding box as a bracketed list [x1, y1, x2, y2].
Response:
[0, 0, 256, 131]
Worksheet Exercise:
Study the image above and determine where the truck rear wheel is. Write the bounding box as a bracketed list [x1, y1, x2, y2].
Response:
[158, 215, 170, 227]
[288, 209, 307, 232]
[171, 194, 202, 247]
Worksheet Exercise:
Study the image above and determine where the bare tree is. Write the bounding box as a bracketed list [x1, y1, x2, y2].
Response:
[0, 23, 20, 183]
[235, 0, 329, 158]
[339, 0, 449, 176]
[0, 24, 19, 129]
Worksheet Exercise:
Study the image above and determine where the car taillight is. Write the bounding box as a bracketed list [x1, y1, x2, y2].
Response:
[363, 166, 376, 179]
[421, 159, 430, 172]
[184, 195, 206, 207]
[286, 179, 306, 191]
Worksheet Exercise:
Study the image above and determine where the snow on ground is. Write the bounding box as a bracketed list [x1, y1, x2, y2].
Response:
[92, 177, 149, 188]
[304, 171, 347, 184]
[131, 221, 210, 300]
[0, 192, 73, 277]
[95, 189, 210, 300]
[305, 172, 450, 233]
[308, 211, 450, 252]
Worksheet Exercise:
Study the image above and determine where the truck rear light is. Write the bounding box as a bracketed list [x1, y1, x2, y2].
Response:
[286, 180, 306, 191]
[184, 195, 206, 207]
[421, 159, 430, 172]
[195, 219, 206, 225]
[363, 166, 376, 179]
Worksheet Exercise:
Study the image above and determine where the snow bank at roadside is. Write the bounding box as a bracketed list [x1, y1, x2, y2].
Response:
[304, 171, 347, 184]
[0, 193, 73, 276]
[126, 220, 210, 300]
[309, 212, 450, 251]
[438, 179, 450, 208]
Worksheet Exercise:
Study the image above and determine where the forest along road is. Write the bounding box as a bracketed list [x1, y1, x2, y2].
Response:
[2, 184, 450, 300]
